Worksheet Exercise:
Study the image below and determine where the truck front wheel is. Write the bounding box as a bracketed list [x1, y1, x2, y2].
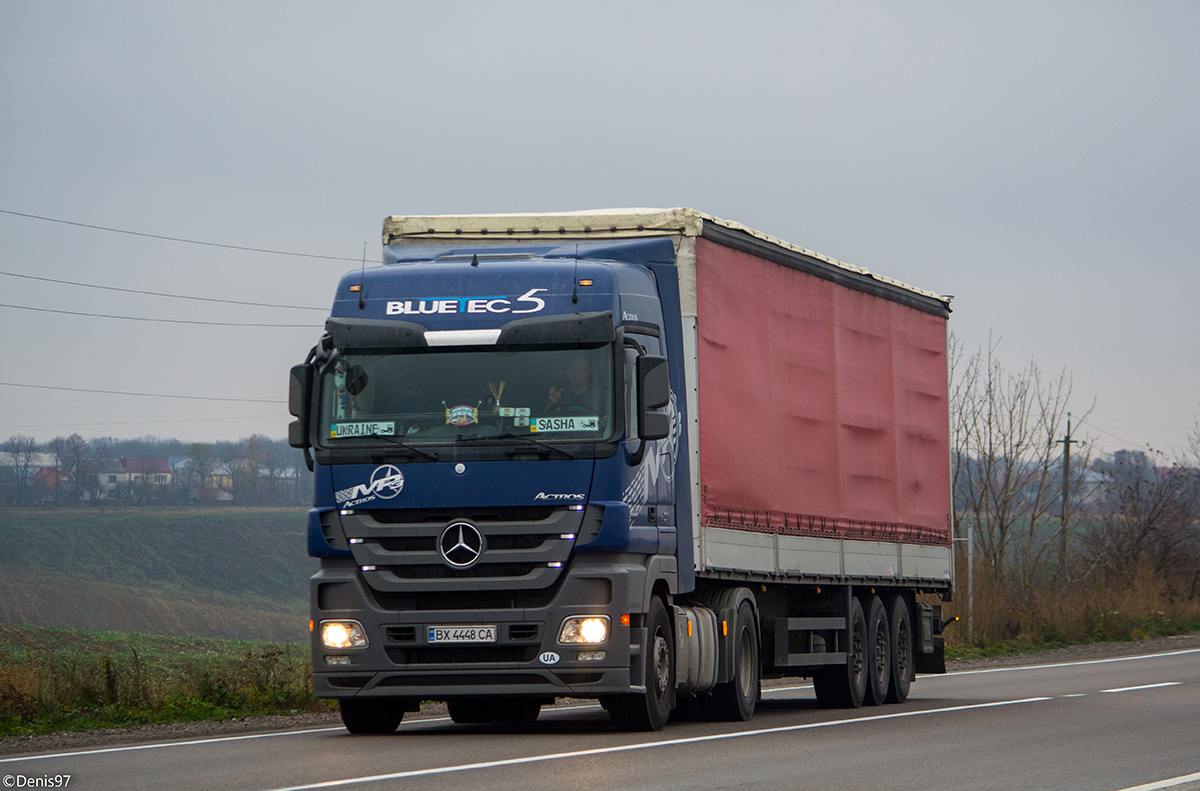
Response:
[338, 699, 404, 734]
[605, 597, 673, 731]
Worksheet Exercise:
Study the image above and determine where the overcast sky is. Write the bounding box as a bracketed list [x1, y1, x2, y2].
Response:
[2, 1, 1197, 457]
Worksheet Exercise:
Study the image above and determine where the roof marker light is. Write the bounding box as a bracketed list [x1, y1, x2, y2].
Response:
[578, 279, 594, 287]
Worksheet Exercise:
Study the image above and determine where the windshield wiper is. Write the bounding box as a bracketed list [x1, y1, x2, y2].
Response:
[456, 432, 578, 460]
[369, 434, 439, 461]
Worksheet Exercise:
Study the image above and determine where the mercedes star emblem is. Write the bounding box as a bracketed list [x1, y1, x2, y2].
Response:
[438, 522, 484, 568]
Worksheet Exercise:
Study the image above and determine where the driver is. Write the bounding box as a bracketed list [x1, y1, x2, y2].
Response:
[545, 354, 596, 413]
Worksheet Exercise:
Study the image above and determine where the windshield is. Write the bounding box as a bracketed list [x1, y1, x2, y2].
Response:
[318, 344, 616, 446]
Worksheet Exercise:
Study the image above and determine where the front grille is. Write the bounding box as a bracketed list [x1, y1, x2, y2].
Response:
[508, 624, 538, 640]
[377, 536, 437, 552]
[343, 506, 580, 593]
[374, 534, 547, 553]
[386, 563, 538, 579]
[388, 646, 533, 664]
[385, 626, 417, 643]
[372, 589, 559, 611]
[368, 506, 561, 524]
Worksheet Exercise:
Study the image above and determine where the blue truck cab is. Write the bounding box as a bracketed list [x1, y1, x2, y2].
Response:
[291, 237, 691, 731]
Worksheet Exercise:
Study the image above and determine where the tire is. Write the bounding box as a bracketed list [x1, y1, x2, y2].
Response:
[864, 595, 891, 706]
[813, 596, 867, 709]
[607, 597, 673, 731]
[338, 699, 404, 734]
[884, 595, 913, 704]
[702, 600, 759, 721]
[448, 696, 542, 724]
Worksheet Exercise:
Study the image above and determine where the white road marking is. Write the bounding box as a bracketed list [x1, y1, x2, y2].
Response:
[261, 697, 1053, 791]
[3, 647, 1193, 764]
[0, 727, 348, 764]
[933, 648, 1200, 677]
[1101, 682, 1183, 694]
[0, 707, 609, 765]
[1113, 770, 1200, 790]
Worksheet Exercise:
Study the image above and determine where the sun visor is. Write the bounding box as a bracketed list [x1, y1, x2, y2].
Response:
[325, 317, 428, 349]
[496, 311, 615, 346]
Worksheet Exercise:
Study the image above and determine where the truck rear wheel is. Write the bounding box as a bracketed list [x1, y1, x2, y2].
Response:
[703, 600, 759, 721]
[606, 596, 673, 731]
[813, 596, 867, 709]
[338, 699, 404, 734]
[864, 595, 891, 706]
[885, 595, 913, 703]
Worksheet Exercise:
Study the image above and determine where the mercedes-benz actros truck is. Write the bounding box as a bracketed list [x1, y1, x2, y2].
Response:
[289, 208, 954, 733]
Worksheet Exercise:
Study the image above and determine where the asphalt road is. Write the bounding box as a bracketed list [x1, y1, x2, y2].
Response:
[4, 647, 1198, 791]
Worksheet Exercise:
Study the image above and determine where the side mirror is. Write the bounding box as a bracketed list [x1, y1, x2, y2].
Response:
[636, 355, 670, 441]
[288, 364, 314, 449]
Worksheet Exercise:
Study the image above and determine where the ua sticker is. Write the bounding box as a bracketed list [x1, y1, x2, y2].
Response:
[539, 651, 560, 665]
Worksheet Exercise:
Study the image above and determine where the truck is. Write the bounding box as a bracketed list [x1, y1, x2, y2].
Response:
[288, 208, 954, 733]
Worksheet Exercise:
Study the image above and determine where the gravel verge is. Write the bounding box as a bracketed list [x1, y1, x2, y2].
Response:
[4, 633, 1198, 757]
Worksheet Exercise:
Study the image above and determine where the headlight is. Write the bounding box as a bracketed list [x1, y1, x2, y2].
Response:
[320, 620, 368, 649]
[558, 615, 610, 644]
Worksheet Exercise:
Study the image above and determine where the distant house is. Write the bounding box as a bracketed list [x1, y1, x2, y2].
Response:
[118, 457, 172, 487]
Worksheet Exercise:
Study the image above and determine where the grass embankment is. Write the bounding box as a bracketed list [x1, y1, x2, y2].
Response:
[0, 507, 313, 641]
[0, 624, 331, 737]
[941, 562, 1200, 660]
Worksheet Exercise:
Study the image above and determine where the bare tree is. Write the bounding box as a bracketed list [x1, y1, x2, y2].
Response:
[65, 433, 93, 503]
[1083, 448, 1200, 593]
[47, 436, 68, 505]
[950, 333, 1093, 588]
[3, 434, 40, 505]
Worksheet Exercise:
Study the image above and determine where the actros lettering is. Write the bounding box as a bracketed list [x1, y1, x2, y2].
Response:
[534, 492, 586, 501]
[387, 288, 547, 316]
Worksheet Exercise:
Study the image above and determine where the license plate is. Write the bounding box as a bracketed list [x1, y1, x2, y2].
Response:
[428, 625, 497, 644]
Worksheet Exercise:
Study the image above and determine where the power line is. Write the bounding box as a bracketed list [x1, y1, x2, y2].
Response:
[1079, 418, 1148, 449]
[0, 208, 363, 262]
[0, 381, 285, 404]
[0, 270, 327, 311]
[0, 302, 322, 327]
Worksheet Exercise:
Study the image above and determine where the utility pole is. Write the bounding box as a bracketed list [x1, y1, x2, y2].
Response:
[1053, 413, 1083, 583]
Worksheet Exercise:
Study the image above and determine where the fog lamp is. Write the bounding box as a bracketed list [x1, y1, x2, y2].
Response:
[320, 620, 368, 649]
[558, 615, 610, 644]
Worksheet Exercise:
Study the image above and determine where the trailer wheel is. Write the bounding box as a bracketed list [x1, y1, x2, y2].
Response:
[864, 595, 891, 706]
[338, 699, 404, 734]
[607, 597, 673, 731]
[813, 596, 867, 708]
[703, 600, 759, 721]
[885, 596, 913, 704]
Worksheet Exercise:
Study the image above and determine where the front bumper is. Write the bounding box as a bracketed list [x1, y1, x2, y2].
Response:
[311, 554, 649, 700]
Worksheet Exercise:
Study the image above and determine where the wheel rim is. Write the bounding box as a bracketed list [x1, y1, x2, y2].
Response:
[652, 628, 671, 699]
[873, 619, 888, 686]
[851, 620, 865, 678]
[895, 618, 910, 679]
